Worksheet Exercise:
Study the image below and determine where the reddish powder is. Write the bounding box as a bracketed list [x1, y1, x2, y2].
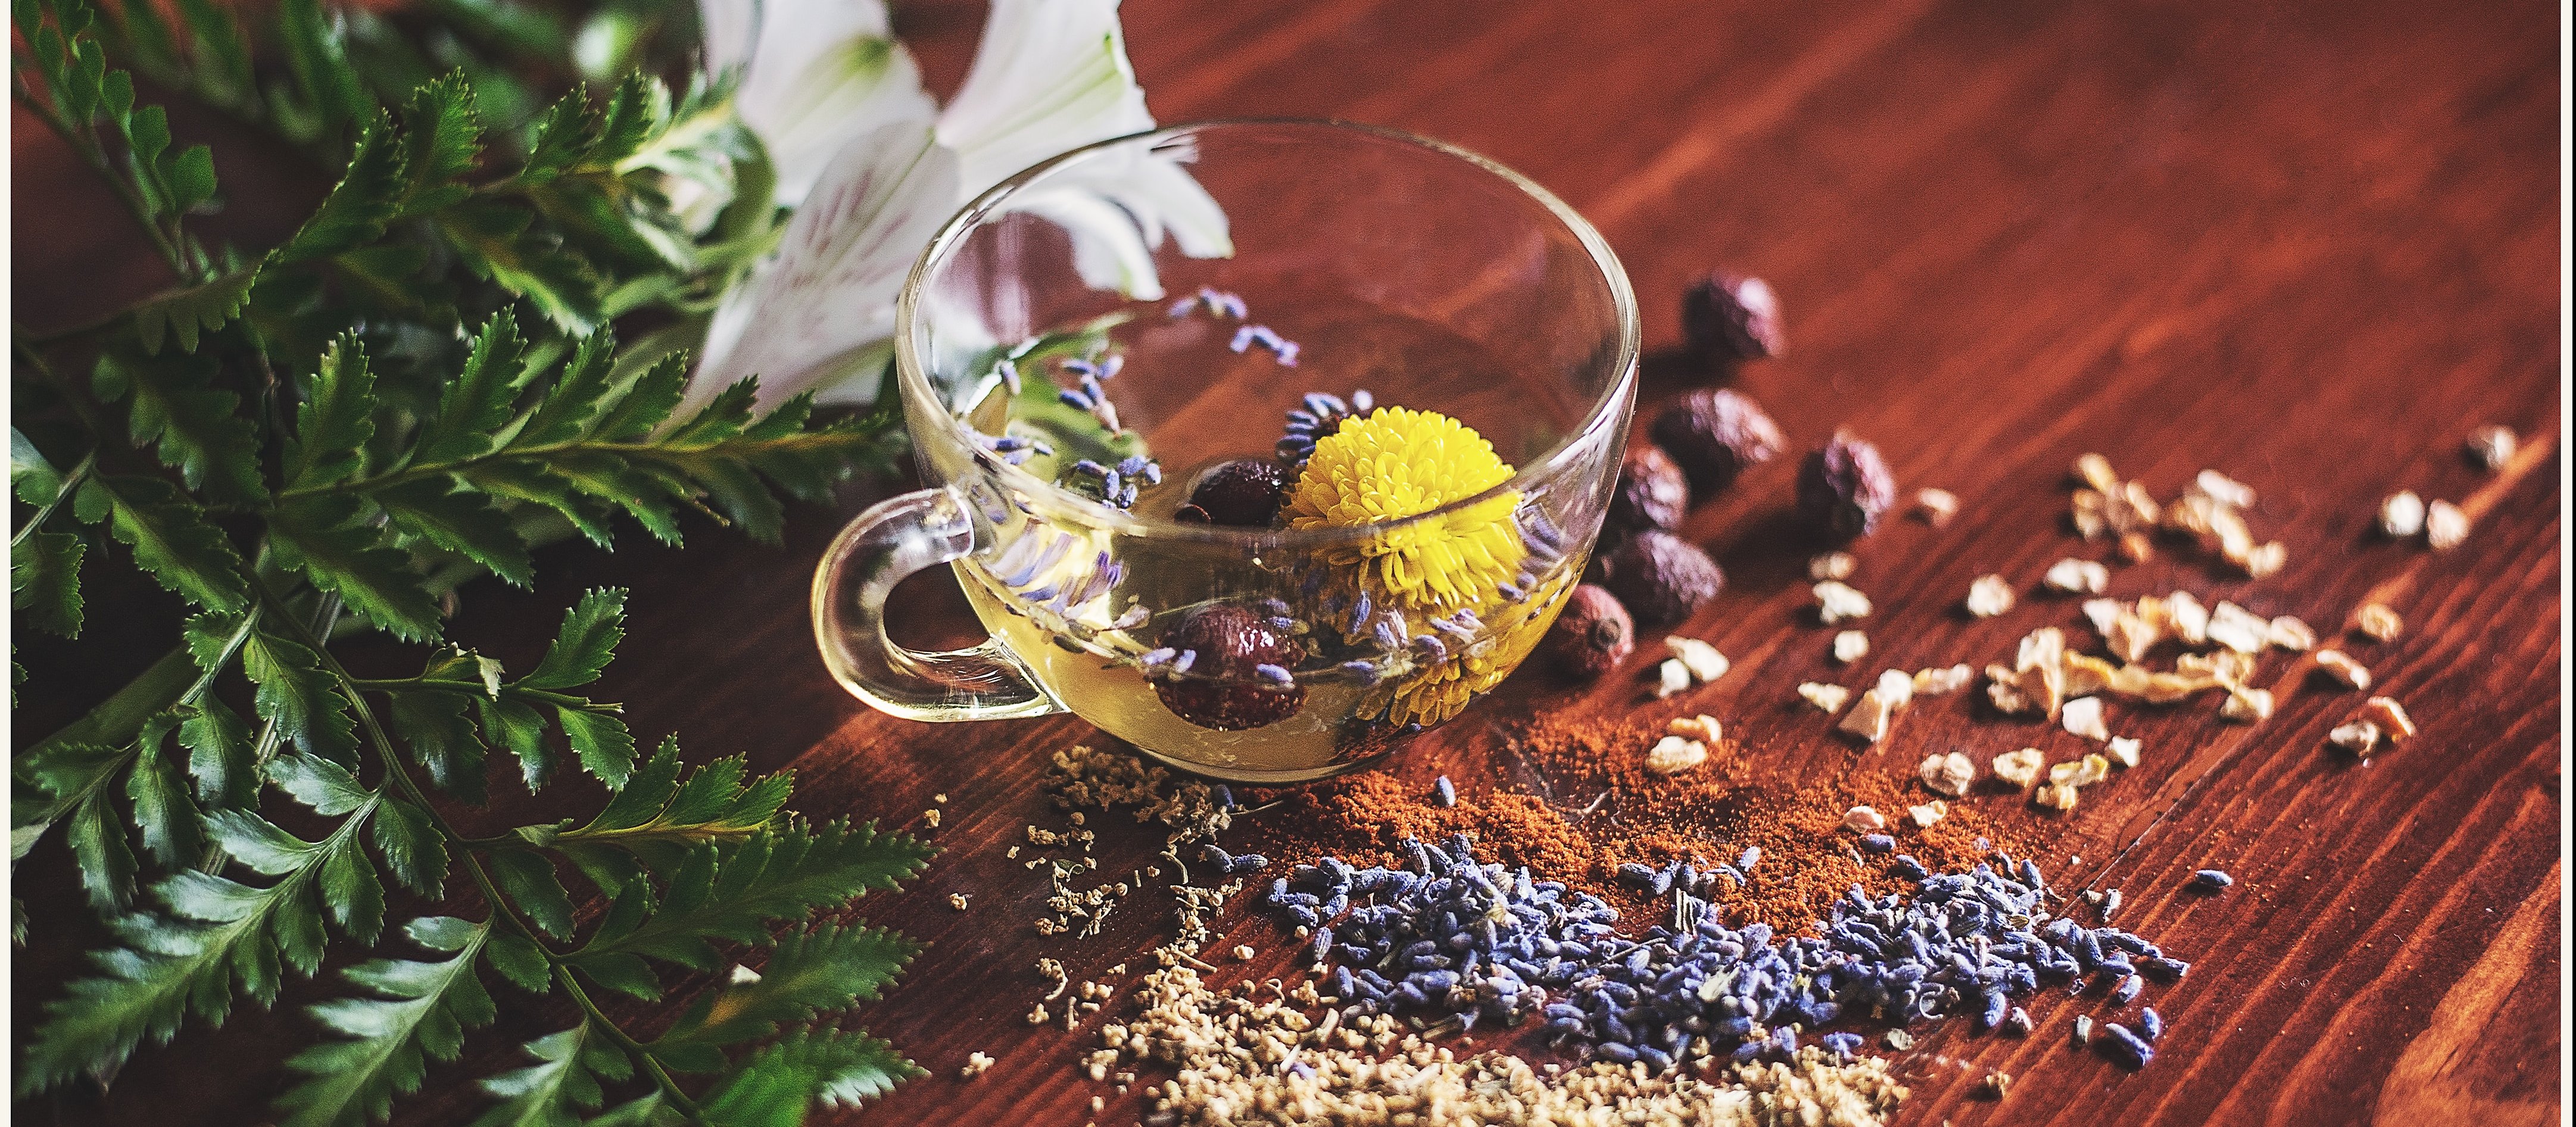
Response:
[1240, 713, 2046, 935]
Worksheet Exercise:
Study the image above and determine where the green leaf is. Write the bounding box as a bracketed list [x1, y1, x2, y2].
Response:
[284, 332, 378, 492]
[241, 628, 359, 763]
[520, 587, 623, 689]
[13, 530, 86, 637]
[542, 738, 787, 892]
[371, 797, 447, 898]
[375, 479, 534, 586]
[475, 695, 554, 791]
[177, 697, 256, 808]
[657, 923, 918, 1051]
[274, 0, 370, 138]
[566, 821, 930, 985]
[126, 717, 203, 867]
[585, 351, 686, 442]
[64, 785, 139, 913]
[484, 848, 573, 939]
[553, 708, 633, 788]
[99, 352, 269, 504]
[166, 142, 216, 213]
[127, 264, 260, 355]
[412, 309, 528, 466]
[698, 1027, 919, 1124]
[434, 199, 603, 333]
[510, 330, 615, 448]
[388, 688, 486, 803]
[11, 425, 68, 505]
[482, 930, 550, 994]
[276, 114, 404, 263]
[266, 497, 444, 642]
[472, 1022, 629, 1127]
[80, 474, 250, 612]
[276, 916, 492, 1127]
[269, 753, 373, 817]
[395, 72, 479, 216]
[460, 461, 616, 548]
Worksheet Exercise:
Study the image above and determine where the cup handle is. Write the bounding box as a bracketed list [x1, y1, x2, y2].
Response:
[811, 486, 1065, 721]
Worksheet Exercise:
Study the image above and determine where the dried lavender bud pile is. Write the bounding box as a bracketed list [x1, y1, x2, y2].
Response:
[1264, 838, 2185, 1072]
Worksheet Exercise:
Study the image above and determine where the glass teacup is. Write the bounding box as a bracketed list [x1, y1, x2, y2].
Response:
[814, 120, 1639, 782]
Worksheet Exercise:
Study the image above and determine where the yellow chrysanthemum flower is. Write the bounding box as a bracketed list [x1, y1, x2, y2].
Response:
[1284, 407, 1526, 612]
[1368, 570, 1574, 729]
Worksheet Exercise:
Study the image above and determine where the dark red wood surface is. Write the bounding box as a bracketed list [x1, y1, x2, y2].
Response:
[11, 0, 2564, 1124]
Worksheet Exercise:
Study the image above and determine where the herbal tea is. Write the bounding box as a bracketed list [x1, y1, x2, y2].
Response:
[943, 289, 1598, 779]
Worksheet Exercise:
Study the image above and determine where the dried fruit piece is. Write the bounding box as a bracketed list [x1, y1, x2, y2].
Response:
[1813, 580, 1873, 624]
[2044, 558, 2110, 595]
[2328, 719, 2382, 754]
[1591, 530, 1724, 626]
[1645, 735, 1710, 775]
[1994, 748, 2045, 789]
[1154, 604, 1308, 729]
[1841, 806, 1887, 832]
[1798, 429, 1898, 541]
[1915, 488, 1959, 527]
[1919, 751, 1975, 797]
[2354, 603, 2403, 642]
[1651, 388, 1783, 493]
[1832, 630, 1869, 664]
[1607, 443, 1690, 533]
[2362, 695, 2416, 741]
[2049, 754, 2109, 788]
[1913, 664, 1973, 695]
[1682, 270, 1785, 361]
[2425, 499, 2469, 550]
[2061, 696, 2110, 741]
[1808, 551, 1857, 581]
[2312, 650, 2371, 691]
[2467, 425, 2516, 470]
[1966, 575, 2015, 618]
[1178, 458, 1290, 526]
[2378, 491, 2427, 538]
[1666, 636, 1730, 682]
[1800, 682, 1852, 713]
[1540, 584, 1633, 680]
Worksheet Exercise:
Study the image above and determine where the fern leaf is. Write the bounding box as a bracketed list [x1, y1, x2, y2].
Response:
[566, 821, 930, 989]
[276, 113, 406, 263]
[472, 1022, 630, 1127]
[655, 922, 918, 1053]
[96, 351, 268, 504]
[520, 587, 623, 690]
[275, 916, 495, 1127]
[697, 1026, 919, 1124]
[13, 529, 86, 637]
[76, 474, 250, 613]
[284, 332, 378, 492]
[535, 738, 787, 892]
[127, 263, 260, 355]
[265, 497, 444, 643]
[412, 309, 529, 466]
[375, 479, 534, 587]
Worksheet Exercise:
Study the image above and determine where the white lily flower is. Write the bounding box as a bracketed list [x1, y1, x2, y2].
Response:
[686, 0, 1230, 412]
[698, 0, 936, 207]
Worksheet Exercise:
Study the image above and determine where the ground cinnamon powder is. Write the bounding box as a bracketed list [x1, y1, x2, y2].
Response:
[1241, 713, 2044, 934]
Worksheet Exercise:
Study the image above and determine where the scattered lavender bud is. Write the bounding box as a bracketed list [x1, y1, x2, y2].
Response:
[1433, 776, 1458, 808]
[2191, 869, 2234, 891]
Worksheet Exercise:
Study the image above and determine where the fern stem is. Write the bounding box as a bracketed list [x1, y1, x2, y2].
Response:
[554, 967, 718, 1126]
[9, 450, 95, 551]
[10, 83, 192, 278]
[341, 676, 615, 713]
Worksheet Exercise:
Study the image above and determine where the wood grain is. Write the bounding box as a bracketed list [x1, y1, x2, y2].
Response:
[10, 0, 2562, 1123]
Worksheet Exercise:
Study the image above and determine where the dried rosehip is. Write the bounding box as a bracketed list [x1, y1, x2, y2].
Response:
[1153, 604, 1307, 729]
[1540, 583, 1635, 680]
[1682, 270, 1783, 361]
[1589, 530, 1724, 627]
[1797, 429, 1897, 541]
[1650, 389, 1783, 494]
[1178, 458, 1289, 526]
[1606, 442, 1690, 533]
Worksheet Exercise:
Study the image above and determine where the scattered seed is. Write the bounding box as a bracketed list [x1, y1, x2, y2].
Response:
[1982, 1070, 2014, 1098]
[2195, 469, 2257, 508]
[2061, 696, 2110, 741]
[2101, 888, 2123, 920]
[2268, 616, 2317, 652]
[2379, 491, 2427, 538]
[1832, 630, 1870, 664]
[2044, 557, 2111, 595]
[2328, 719, 2382, 755]
[1841, 805, 1888, 832]
[2354, 603, 2403, 642]
[1913, 663, 1973, 695]
[2106, 736, 2142, 768]
[1799, 682, 1852, 713]
[1814, 581, 1873, 624]
[2191, 869, 2234, 891]
[1908, 800, 1947, 828]
[2034, 781, 2079, 811]
[1916, 488, 1960, 527]
[1433, 775, 1458, 808]
[950, 893, 971, 911]
[1667, 714, 1723, 743]
[923, 808, 942, 829]
[1233, 944, 1256, 961]
[1808, 551, 1857, 581]
[1995, 748, 2045, 789]
[2073, 1015, 2095, 1045]
[2425, 499, 2470, 550]
[1666, 636, 1731, 682]
[2219, 686, 2275, 723]
[1656, 658, 1693, 699]
[2313, 650, 2372, 691]
[2362, 696, 2417, 741]
[1918, 751, 1976, 797]
[2467, 425, 2516, 470]
[1966, 575, 2016, 618]
[1645, 735, 1711, 776]
[960, 1051, 994, 1079]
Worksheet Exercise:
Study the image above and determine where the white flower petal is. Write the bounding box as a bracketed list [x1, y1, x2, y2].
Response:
[686, 118, 960, 414]
[703, 0, 936, 206]
[935, 0, 1154, 193]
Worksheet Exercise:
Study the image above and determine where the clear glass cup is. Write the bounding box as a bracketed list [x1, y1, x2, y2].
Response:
[814, 120, 1639, 782]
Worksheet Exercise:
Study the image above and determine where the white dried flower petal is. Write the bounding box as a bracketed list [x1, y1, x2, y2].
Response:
[2073, 453, 2119, 494]
[2219, 685, 2275, 722]
[2194, 469, 2256, 508]
[1966, 575, 2016, 618]
[2355, 603, 2403, 642]
[1837, 689, 1894, 742]
[2425, 499, 2469, 551]
[1918, 751, 1975, 797]
[2034, 781, 2080, 811]
[1916, 488, 1960, 527]
[1655, 658, 1693, 699]
[2082, 598, 2123, 636]
[2104, 610, 2160, 664]
[2318, 648, 2369, 689]
[2328, 719, 2382, 754]
[2363, 695, 2416, 741]
[2044, 558, 2110, 595]
[1808, 551, 1857, 581]
[1908, 800, 1948, 828]
[2240, 540, 2287, 578]
[1914, 663, 1973, 695]
[1994, 748, 2045, 789]
[1645, 735, 1710, 776]
[2061, 695, 2110, 741]
[2166, 591, 2211, 645]
[1841, 805, 1887, 832]
[1667, 714, 1723, 743]
[1832, 630, 1870, 664]
[2467, 425, 2516, 470]
[2106, 736, 2141, 767]
[1814, 581, 1873, 625]
[2207, 601, 2271, 655]
[1875, 669, 1916, 710]
[2016, 627, 2066, 673]
[2268, 616, 2316, 652]
[2379, 491, 2427, 538]
[1799, 682, 1851, 713]
[1666, 636, 1731, 682]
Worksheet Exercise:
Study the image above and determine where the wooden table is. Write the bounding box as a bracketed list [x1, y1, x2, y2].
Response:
[12, 0, 2563, 1123]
